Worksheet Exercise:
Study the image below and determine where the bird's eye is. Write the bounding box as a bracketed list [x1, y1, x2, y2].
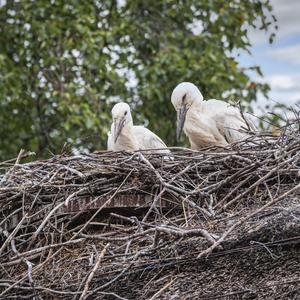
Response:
[124, 111, 128, 115]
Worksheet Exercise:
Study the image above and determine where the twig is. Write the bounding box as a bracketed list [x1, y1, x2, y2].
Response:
[148, 277, 176, 300]
[0, 213, 28, 256]
[197, 182, 300, 258]
[79, 243, 110, 300]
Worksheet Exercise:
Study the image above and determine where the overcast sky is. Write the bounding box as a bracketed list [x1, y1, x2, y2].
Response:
[239, 0, 300, 111]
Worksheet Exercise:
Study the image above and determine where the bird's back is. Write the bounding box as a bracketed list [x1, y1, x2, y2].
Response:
[203, 99, 256, 141]
[186, 99, 256, 146]
[202, 99, 237, 117]
[203, 99, 255, 127]
[133, 126, 169, 150]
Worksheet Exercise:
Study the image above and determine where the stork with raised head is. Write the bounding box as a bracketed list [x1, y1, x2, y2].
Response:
[171, 82, 256, 149]
[107, 102, 170, 153]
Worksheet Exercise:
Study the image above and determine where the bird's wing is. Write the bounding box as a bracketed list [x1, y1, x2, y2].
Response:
[203, 99, 255, 143]
[107, 131, 113, 150]
[202, 99, 231, 115]
[204, 99, 256, 129]
[107, 124, 114, 151]
[133, 126, 168, 150]
[222, 116, 248, 143]
[243, 113, 257, 131]
[107, 122, 116, 151]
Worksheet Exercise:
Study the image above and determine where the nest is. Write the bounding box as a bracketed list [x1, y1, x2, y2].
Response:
[0, 119, 300, 299]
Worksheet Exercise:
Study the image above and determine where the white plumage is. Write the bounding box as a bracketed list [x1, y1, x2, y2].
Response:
[107, 102, 169, 152]
[171, 82, 256, 149]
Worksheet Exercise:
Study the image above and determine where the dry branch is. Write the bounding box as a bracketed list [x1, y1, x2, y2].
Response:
[0, 115, 299, 299]
[79, 243, 110, 300]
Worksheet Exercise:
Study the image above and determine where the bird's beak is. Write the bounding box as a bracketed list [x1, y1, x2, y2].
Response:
[176, 105, 188, 141]
[114, 117, 126, 143]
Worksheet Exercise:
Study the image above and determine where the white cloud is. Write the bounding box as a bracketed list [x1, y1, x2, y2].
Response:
[264, 74, 300, 92]
[268, 44, 300, 65]
[253, 74, 300, 111]
[249, 0, 300, 46]
[271, 0, 300, 38]
[241, 1, 300, 112]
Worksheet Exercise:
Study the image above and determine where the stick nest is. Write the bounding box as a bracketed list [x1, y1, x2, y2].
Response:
[0, 118, 300, 299]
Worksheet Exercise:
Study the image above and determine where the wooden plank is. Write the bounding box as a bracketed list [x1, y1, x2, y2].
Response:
[4, 194, 172, 230]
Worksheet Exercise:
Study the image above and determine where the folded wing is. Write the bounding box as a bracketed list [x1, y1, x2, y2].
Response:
[133, 126, 170, 151]
[203, 99, 256, 143]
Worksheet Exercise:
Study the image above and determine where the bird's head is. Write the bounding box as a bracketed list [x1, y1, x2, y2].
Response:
[171, 82, 203, 141]
[111, 102, 132, 143]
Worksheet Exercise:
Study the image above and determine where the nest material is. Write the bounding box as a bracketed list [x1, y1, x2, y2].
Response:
[0, 121, 300, 299]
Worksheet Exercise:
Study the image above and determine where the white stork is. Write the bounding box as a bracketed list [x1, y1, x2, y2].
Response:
[107, 102, 170, 153]
[171, 82, 256, 149]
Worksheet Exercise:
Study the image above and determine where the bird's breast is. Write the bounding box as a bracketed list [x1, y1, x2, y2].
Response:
[113, 133, 139, 151]
[184, 114, 226, 148]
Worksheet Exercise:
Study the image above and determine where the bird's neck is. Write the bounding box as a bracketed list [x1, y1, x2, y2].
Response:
[115, 122, 139, 150]
[121, 121, 134, 136]
[190, 100, 203, 111]
[186, 101, 205, 125]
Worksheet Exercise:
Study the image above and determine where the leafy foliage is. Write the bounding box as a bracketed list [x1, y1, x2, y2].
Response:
[0, 0, 276, 160]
